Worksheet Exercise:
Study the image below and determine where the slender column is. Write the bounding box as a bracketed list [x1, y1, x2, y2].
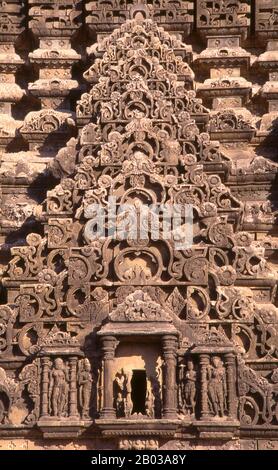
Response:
[162, 334, 178, 419]
[69, 356, 79, 418]
[225, 352, 236, 419]
[200, 354, 210, 420]
[100, 336, 117, 419]
[41, 357, 50, 417]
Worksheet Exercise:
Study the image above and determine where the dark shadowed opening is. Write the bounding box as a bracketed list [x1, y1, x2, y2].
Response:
[131, 369, 146, 414]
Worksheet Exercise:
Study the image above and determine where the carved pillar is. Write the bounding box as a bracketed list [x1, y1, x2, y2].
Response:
[69, 356, 79, 418]
[161, 334, 177, 419]
[0, 1, 24, 150]
[100, 336, 117, 419]
[98, 363, 104, 413]
[225, 352, 236, 419]
[199, 354, 210, 420]
[24, 0, 81, 152]
[41, 357, 50, 417]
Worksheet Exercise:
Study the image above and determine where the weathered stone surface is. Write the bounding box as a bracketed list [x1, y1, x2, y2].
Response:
[0, 1, 278, 451]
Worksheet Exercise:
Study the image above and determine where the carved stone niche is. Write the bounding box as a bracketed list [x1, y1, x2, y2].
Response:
[96, 290, 180, 439]
[195, 36, 251, 76]
[85, 1, 194, 38]
[190, 328, 239, 440]
[208, 109, 256, 143]
[196, 0, 250, 41]
[36, 329, 86, 439]
[20, 109, 76, 152]
[255, 0, 278, 44]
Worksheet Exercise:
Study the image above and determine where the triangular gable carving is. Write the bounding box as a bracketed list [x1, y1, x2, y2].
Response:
[3, 19, 275, 314]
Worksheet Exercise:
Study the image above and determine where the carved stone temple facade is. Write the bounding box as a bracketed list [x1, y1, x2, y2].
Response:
[1, 1, 278, 452]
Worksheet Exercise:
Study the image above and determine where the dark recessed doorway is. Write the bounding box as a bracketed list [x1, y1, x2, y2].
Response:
[131, 369, 146, 414]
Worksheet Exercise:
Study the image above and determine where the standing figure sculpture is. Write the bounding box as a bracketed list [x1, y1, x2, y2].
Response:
[153, 361, 163, 418]
[49, 358, 69, 418]
[115, 387, 124, 417]
[178, 363, 186, 412]
[207, 356, 227, 418]
[124, 369, 133, 418]
[114, 368, 133, 418]
[184, 360, 197, 416]
[145, 378, 154, 418]
[78, 358, 93, 419]
[179, 360, 196, 417]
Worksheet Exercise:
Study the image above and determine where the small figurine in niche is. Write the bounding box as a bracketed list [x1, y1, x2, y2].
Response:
[145, 378, 154, 418]
[207, 356, 227, 418]
[114, 373, 124, 417]
[114, 368, 133, 418]
[184, 360, 197, 416]
[49, 358, 69, 418]
[115, 389, 124, 417]
[178, 363, 185, 412]
[123, 369, 133, 418]
[78, 358, 93, 419]
[153, 359, 163, 418]
[0, 397, 9, 425]
[179, 360, 196, 417]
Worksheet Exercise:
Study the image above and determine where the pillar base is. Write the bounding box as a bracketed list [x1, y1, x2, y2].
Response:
[100, 408, 116, 419]
[193, 419, 240, 440]
[200, 413, 212, 421]
[96, 418, 179, 438]
[163, 409, 178, 420]
[37, 417, 85, 439]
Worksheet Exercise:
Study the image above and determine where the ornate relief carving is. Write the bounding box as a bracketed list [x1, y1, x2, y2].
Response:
[86, 1, 194, 36]
[238, 357, 278, 426]
[0, 4, 278, 450]
[255, 1, 278, 39]
[109, 290, 172, 322]
[197, 0, 250, 39]
[29, 1, 82, 36]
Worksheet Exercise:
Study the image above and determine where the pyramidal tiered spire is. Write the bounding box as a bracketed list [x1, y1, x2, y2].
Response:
[1, 18, 278, 444]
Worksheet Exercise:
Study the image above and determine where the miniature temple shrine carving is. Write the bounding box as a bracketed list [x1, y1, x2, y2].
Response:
[1, 0, 278, 450]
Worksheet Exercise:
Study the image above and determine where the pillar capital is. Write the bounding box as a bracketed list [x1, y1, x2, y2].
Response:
[162, 334, 178, 355]
[224, 352, 236, 363]
[100, 335, 118, 359]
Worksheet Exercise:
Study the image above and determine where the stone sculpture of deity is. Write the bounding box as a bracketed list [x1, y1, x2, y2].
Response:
[145, 378, 155, 418]
[114, 368, 133, 418]
[78, 358, 93, 419]
[207, 356, 227, 418]
[179, 360, 196, 417]
[49, 358, 69, 418]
